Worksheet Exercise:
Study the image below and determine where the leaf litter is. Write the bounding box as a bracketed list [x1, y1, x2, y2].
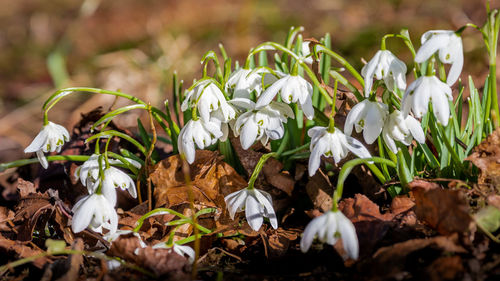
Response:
[0, 111, 500, 280]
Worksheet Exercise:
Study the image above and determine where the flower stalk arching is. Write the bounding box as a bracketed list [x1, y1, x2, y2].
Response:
[0, 155, 90, 172]
[247, 152, 278, 190]
[333, 157, 397, 209]
[86, 130, 147, 156]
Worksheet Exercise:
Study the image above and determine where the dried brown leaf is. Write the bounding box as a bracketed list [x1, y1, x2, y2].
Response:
[410, 180, 472, 235]
[466, 128, 500, 189]
[0, 206, 14, 231]
[0, 233, 49, 268]
[339, 193, 393, 222]
[305, 172, 333, 212]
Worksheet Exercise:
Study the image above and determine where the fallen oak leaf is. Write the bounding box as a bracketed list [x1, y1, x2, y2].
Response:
[339, 193, 393, 222]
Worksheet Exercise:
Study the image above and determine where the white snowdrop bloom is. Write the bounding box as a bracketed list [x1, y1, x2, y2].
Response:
[24, 121, 70, 169]
[308, 126, 371, 177]
[102, 167, 137, 199]
[234, 100, 294, 150]
[401, 75, 452, 125]
[382, 110, 426, 154]
[226, 68, 270, 99]
[415, 30, 463, 86]
[177, 119, 223, 164]
[301, 41, 313, 64]
[71, 193, 118, 234]
[224, 187, 278, 231]
[256, 74, 314, 120]
[344, 99, 389, 144]
[182, 80, 235, 122]
[152, 242, 195, 264]
[300, 210, 359, 260]
[361, 50, 407, 95]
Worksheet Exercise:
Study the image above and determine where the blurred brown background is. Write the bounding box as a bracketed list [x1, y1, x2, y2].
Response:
[0, 0, 497, 162]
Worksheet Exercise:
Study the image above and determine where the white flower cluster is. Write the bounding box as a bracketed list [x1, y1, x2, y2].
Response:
[71, 154, 139, 234]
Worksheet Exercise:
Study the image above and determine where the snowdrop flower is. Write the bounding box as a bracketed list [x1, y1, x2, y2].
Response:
[256, 74, 314, 120]
[102, 167, 137, 199]
[415, 30, 463, 86]
[71, 193, 118, 234]
[234, 100, 294, 149]
[152, 242, 195, 264]
[402, 75, 452, 125]
[361, 50, 407, 95]
[301, 41, 313, 64]
[382, 110, 426, 154]
[24, 121, 70, 169]
[226, 68, 270, 99]
[308, 125, 371, 176]
[178, 119, 223, 164]
[344, 99, 389, 144]
[300, 210, 359, 260]
[74, 155, 138, 204]
[224, 188, 278, 231]
[182, 80, 235, 122]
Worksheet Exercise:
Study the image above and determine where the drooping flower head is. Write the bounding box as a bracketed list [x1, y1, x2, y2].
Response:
[401, 75, 452, 125]
[234, 100, 294, 150]
[182, 80, 235, 122]
[71, 193, 118, 234]
[256, 74, 314, 120]
[177, 119, 223, 164]
[344, 99, 389, 144]
[362, 50, 407, 95]
[382, 110, 426, 154]
[415, 30, 463, 86]
[308, 126, 371, 177]
[224, 187, 278, 231]
[24, 121, 70, 169]
[226, 68, 271, 99]
[300, 210, 359, 260]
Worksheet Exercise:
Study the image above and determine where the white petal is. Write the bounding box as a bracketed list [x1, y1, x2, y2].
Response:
[255, 77, 287, 109]
[254, 189, 278, 229]
[245, 194, 263, 231]
[415, 34, 449, 63]
[36, 150, 49, 169]
[240, 121, 259, 150]
[337, 213, 359, 260]
[344, 101, 367, 136]
[24, 129, 48, 153]
[300, 214, 326, 253]
[405, 116, 425, 144]
[343, 135, 371, 159]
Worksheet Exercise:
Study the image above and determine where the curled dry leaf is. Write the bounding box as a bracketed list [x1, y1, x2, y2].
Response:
[466, 127, 500, 189]
[339, 193, 393, 222]
[410, 180, 472, 235]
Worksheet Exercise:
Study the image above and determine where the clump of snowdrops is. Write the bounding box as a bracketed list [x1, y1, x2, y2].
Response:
[2, 5, 500, 263]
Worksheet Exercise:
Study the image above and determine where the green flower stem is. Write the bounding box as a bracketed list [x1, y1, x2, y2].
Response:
[43, 87, 147, 112]
[103, 137, 113, 169]
[489, 64, 499, 127]
[247, 152, 278, 190]
[0, 155, 90, 172]
[280, 142, 310, 157]
[0, 249, 154, 278]
[106, 151, 139, 175]
[313, 45, 365, 89]
[134, 208, 186, 232]
[86, 130, 147, 156]
[333, 157, 396, 211]
[96, 154, 105, 194]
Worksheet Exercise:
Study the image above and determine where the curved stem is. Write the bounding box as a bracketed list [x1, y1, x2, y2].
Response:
[0, 155, 90, 172]
[86, 130, 146, 156]
[334, 157, 396, 205]
[247, 152, 278, 190]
